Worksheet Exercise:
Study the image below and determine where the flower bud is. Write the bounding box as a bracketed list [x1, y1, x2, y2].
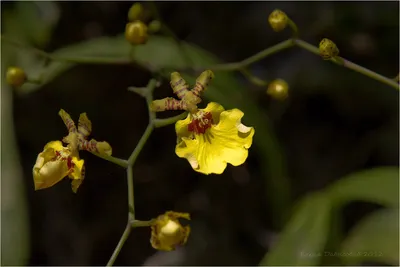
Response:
[125, 21, 148, 45]
[128, 3, 144, 22]
[267, 79, 289, 100]
[148, 20, 162, 33]
[319, 38, 339, 60]
[6, 66, 27, 87]
[150, 211, 191, 251]
[268, 9, 288, 32]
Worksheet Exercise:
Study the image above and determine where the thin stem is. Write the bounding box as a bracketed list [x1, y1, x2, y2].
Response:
[341, 59, 399, 90]
[90, 152, 129, 168]
[127, 79, 158, 166]
[287, 19, 299, 38]
[106, 223, 131, 267]
[127, 124, 154, 165]
[154, 112, 188, 128]
[240, 68, 269, 87]
[241, 39, 295, 67]
[127, 166, 135, 220]
[294, 39, 400, 90]
[131, 219, 156, 228]
[207, 39, 294, 72]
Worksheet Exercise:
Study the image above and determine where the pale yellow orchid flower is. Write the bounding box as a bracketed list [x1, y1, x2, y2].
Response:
[150, 211, 191, 251]
[33, 141, 84, 193]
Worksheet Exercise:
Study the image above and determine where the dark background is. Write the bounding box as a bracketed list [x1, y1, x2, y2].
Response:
[1, 1, 399, 266]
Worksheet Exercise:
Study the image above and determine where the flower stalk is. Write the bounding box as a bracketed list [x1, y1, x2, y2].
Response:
[294, 39, 399, 90]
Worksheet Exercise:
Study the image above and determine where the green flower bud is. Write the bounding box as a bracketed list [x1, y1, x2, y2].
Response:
[6, 66, 27, 87]
[267, 79, 289, 100]
[268, 9, 288, 32]
[319, 38, 339, 60]
[125, 21, 148, 45]
[148, 20, 162, 33]
[128, 3, 144, 22]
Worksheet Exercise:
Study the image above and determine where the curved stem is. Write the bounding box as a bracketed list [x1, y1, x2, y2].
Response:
[294, 39, 400, 90]
[240, 68, 269, 87]
[288, 19, 299, 38]
[154, 112, 188, 128]
[208, 39, 294, 72]
[90, 152, 129, 168]
[106, 222, 131, 267]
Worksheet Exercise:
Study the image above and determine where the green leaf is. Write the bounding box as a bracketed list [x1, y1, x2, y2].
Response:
[0, 2, 59, 265]
[260, 192, 331, 266]
[1, 46, 30, 267]
[341, 208, 399, 266]
[13, 1, 60, 46]
[326, 167, 399, 208]
[20, 34, 291, 226]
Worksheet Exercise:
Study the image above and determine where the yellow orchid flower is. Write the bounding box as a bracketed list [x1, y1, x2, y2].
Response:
[150, 211, 191, 251]
[32, 109, 113, 193]
[175, 102, 255, 175]
[33, 141, 84, 193]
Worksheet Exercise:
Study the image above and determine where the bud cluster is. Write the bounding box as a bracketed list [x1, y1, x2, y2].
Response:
[125, 3, 162, 45]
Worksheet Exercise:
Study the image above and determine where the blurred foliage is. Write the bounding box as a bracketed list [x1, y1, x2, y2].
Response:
[1, 2, 60, 265]
[1, 1, 399, 266]
[341, 208, 399, 266]
[260, 192, 331, 266]
[261, 167, 399, 266]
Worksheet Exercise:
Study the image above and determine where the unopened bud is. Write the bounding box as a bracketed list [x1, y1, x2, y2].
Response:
[319, 38, 339, 60]
[268, 9, 288, 32]
[267, 79, 289, 101]
[148, 20, 162, 33]
[6, 66, 27, 87]
[128, 3, 144, 22]
[125, 21, 148, 45]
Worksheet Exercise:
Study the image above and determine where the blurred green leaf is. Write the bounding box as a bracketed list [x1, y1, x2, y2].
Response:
[13, 1, 60, 46]
[1, 3, 59, 264]
[341, 208, 399, 266]
[1, 45, 30, 267]
[326, 167, 399, 208]
[259, 192, 331, 266]
[20, 34, 291, 226]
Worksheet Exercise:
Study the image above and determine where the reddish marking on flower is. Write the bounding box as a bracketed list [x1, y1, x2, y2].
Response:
[188, 112, 213, 134]
[67, 157, 74, 170]
[54, 151, 75, 171]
